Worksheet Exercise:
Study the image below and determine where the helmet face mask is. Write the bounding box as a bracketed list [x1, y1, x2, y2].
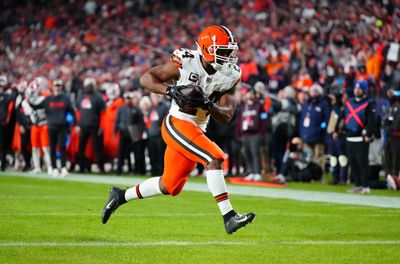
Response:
[197, 25, 239, 70]
[211, 45, 238, 66]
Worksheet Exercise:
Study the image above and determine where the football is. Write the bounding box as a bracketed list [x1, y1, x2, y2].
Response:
[179, 84, 202, 97]
[177, 84, 203, 113]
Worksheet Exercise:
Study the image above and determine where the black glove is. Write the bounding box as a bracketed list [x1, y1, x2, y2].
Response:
[166, 85, 186, 107]
[185, 87, 213, 110]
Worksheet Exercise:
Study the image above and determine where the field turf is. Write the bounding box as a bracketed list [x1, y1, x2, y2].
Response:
[1, 174, 399, 263]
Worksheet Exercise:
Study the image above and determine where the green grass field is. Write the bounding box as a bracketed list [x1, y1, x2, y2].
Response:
[1, 174, 400, 263]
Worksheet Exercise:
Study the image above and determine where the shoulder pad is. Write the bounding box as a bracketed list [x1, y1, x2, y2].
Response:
[224, 63, 242, 82]
[171, 48, 196, 68]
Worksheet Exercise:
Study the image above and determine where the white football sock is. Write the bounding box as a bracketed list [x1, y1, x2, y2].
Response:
[32, 148, 41, 170]
[42, 147, 52, 172]
[206, 169, 234, 215]
[125, 176, 162, 201]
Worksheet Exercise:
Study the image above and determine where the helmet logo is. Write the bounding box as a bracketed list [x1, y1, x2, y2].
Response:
[197, 26, 239, 69]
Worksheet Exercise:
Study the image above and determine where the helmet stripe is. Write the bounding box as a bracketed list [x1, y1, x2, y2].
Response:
[219, 25, 235, 43]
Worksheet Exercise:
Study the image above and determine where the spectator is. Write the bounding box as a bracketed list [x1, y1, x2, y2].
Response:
[254, 81, 273, 175]
[274, 137, 322, 183]
[147, 94, 169, 176]
[271, 86, 298, 173]
[237, 89, 267, 181]
[384, 88, 400, 190]
[136, 95, 151, 175]
[326, 92, 348, 185]
[114, 92, 144, 175]
[299, 84, 330, 174]
[14, 81, 32, 171]
[102, 83, 124, 162]
[84, 0, 97, 15]
[336, 81, 376, 194]
[31, 79, 76, 177]
[0, 75, 16, 171]
[368, 115, 387, 189]
[23, 78, 52, 175]
[76, 78, 106, 173]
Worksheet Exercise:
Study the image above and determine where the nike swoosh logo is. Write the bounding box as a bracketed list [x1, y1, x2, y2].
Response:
[106, 198, 115, 209]
[237, 215, 248, 223]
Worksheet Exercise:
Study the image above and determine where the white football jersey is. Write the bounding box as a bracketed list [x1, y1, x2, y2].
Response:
[169, 48, 241, 131]
[22, 96, 47, 126]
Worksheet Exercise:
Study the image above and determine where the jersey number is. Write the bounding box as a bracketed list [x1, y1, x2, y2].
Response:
[182, 51, 194, 59]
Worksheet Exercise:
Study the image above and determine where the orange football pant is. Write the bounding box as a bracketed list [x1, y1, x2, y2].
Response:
[31, 124, 49, 148]
[161, 114, 224, 196]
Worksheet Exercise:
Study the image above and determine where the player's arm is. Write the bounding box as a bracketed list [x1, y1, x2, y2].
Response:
[139, 60, 180, 95]
[209, 82, 238, 124]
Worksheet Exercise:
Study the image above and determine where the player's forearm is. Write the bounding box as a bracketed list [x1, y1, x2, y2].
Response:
[139, 72, 168, 95]
[209, 104, 234, 124]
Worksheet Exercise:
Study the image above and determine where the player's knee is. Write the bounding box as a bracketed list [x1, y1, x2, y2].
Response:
[170, 188, 183, 196]
[338, 155, 348, 167]
[159, 178, 185, 196]
[330, 156, 338, 168]
[158, 179, 170, 195]
[207, 159, 223, 170]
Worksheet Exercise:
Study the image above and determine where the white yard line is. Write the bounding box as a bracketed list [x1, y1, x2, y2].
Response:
[2, 172, 400, 209]
[0, 240, 400, 247]
[0, 212, 397, 217]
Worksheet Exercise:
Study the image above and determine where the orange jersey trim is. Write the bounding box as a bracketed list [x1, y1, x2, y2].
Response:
[170, 54, 182, 68]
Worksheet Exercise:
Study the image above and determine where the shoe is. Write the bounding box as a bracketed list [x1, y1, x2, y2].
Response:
[244, 174, 254, 181]
[388, 175, 400, 190]
[361, 187, 370, 194]
[347, 186, 363, 193]
[387, 175, 397, 190]
[273, 174, 286, 183]
[253, 173, 262, 181]
[31, 167, 41, 174]
[60, 167, 68, 178]
[51, 169, 59, 178]
[101, 187, 126, 224]
[224, 212, 256, 234]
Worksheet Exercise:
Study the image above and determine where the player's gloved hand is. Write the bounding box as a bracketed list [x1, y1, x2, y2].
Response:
[185, 88, 213, 110]
[166, 85, 186, 107]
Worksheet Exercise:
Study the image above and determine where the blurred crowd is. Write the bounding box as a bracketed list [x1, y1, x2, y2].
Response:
[0, 0, 400, 192]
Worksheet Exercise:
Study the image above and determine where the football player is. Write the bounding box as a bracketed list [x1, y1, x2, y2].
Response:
[102, 25, 255, 234]
[23, 77, 52, 175]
